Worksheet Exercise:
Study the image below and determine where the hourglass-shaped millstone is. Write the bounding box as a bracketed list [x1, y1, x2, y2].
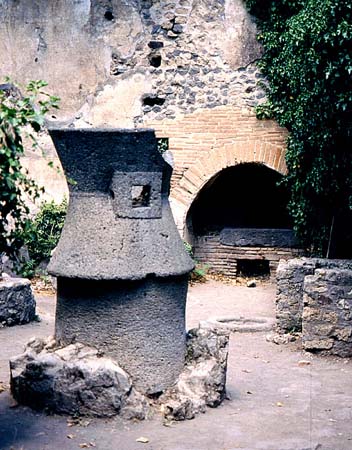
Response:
[48, 128, 194, 394]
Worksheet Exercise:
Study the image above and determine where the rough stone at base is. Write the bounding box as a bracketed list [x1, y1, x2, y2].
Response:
[160, 326, 230, 421]
[0, 276, 36, 326]
[9, 325, 229, 420]
[10, 337, 149, 419]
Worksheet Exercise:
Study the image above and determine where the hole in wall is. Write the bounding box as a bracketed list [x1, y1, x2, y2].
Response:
[131, 185, 151, 208]
[237, 259, 270, 277]
[142, 95, 166, 107]
[148, 41, 164, 49]
[104, 10, 114, 20]
[149, 54, 162, 68]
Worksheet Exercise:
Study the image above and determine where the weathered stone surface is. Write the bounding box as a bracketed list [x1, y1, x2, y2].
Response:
[0, 277, 36, 326]
[200, 316, 275, 333]
[54, 276, 189, 395]
[10, 338, 149, 418]
[303, 269, 352, 357]
[161, 326, 230, 420]
[48, 129, 193, 280]
[275, 258, 316, 333]
[220, 228, 300, 248]
[10, 326, 229, 420]
[275, 258, 352, 333]
[48, 129, 193, 395]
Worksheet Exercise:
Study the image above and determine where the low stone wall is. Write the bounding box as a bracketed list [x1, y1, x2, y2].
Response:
[0, 277, 36, 327]
[193, 232, 302, 278]
[276, 258, 352, 333]
[303, 269, 352, 357]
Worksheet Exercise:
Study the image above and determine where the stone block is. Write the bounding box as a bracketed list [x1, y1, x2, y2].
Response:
[303, 269, 352, 356]
[10, 337, 148, 418]
[0, 277, 36, 326]
[220, 228, 299, 248]
[275, 258, 352, 333]
[160, 326, 230, 420]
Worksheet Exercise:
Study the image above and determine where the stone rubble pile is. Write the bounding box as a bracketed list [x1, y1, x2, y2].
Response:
[10, 325, 230, 420]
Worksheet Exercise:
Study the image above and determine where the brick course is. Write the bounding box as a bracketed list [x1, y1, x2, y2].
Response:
[145, 105, 288, 232]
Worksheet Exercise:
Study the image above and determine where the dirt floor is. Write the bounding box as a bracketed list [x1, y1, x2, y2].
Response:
[1, 279, 352, 450]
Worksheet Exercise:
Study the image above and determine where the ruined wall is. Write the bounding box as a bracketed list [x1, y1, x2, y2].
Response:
[303, 269, 352, 357]
[0, 0, 287, 228]
[276, 258, 352, 334]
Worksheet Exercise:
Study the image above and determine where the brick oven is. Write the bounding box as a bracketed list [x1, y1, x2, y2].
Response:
[185, 162, 303, 278]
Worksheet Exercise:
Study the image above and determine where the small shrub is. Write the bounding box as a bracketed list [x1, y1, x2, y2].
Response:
[183, 240, 209, 283]
[19, 199, 67, 278]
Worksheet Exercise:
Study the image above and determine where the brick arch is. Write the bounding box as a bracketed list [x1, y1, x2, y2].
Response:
[170, 140, 287, 234]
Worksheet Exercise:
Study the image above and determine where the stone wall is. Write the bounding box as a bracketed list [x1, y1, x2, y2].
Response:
[276, 258, 352, 335]
[0, 0, 288, 232]
[303, 269, 352, 357]
[194, 233, 302, 278]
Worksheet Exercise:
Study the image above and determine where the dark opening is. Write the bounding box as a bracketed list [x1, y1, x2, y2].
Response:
[142, 95, 166, 107]
[104, 10, 114, 20]
[237, 259, 270, 277]
[148, 41, 164, 49]
[132, 185, 151, 208]
[149, 54, 162, 68]
[188, 163, 291, 235]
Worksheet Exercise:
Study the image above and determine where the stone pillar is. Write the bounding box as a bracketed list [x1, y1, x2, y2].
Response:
[48, 128, 194, 394]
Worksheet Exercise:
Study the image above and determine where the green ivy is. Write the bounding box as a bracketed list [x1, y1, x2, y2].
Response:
[0, 80, 59, 264]
[245, 0, 352, 256]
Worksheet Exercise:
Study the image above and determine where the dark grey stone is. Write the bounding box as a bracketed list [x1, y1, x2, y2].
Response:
[47, 129, 194, 280]
[220, 228, 300, 248]
[172, 24, 183, 34]
[303, 269, 352, 357]
[55, 276, 188, 394]
[47, 129, 194, 394]
[0, 277, 36, 326]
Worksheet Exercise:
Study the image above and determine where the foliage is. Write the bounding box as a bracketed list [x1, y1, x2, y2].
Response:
[245, 0, 352, 256]
[183, 240, 209, 283]
[157, 137, 169, 154]
[19, 199, 67, 278]
[0, 79, 60, 263]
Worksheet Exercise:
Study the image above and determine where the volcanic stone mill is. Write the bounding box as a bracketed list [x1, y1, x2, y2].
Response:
[48, 128, 194, 394]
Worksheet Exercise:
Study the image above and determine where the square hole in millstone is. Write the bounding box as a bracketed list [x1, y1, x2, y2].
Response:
[131, 185, 151, 208]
